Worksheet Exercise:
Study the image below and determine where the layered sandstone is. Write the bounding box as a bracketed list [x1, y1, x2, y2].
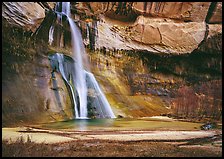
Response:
[2, 2, 45, 32]
[2, 2, 222, 54]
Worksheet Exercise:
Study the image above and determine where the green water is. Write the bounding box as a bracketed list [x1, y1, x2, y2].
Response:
[40, 118, 203, 131]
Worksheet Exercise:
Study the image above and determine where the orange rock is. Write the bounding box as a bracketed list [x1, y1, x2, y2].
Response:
[208, 2, 222, 23]
[132, 2, 211, 22]
[2, 2, 45, 32]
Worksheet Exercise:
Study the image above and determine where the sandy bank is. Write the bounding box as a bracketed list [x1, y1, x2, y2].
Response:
[2, 127, 221, 144]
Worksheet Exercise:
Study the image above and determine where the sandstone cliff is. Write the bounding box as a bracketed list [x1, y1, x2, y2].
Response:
[2, 2, 222, 54]
[2, 2, 222, 125]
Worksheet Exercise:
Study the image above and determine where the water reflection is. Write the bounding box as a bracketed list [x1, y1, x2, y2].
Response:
[75, 119, 88, 131]
[41, 117, 202, 131]
[43, 118, 116, 131]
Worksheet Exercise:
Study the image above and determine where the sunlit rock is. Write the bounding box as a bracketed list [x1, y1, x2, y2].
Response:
[132, 2, 211, 22]
[2, 2, 45, 32]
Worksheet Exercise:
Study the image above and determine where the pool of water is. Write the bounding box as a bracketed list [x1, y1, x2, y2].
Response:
[40, 117, 203, 131]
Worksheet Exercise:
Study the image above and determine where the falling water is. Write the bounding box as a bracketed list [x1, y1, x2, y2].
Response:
[53, 2, 87, 118]
[85, 71, 116, 118]
[56, 53, 79, 118]
[55, 2, 62, 23]
[66, 7, 88, 119]
[49, 53, 79, 118]
[62, 2, 70, 16]
[50, 2, 115, 118]
[68, 17, 88, 118]
[48, 25, 54, 45]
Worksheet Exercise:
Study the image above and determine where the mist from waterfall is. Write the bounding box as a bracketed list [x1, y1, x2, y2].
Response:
[49, 2, 115, 119]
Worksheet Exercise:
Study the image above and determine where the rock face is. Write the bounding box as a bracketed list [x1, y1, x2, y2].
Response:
[198, 24, 222, 54]
[94, 16, 207, 54]
[2, 53, 74, 126]
[88, 48, 222, 119]
[2, 2, 222, 54]
[85, 2, 221, 54]
[2, 2, 46, 32]
[2, 20, 74, 126]
[132, 2, 211, 22]
[207, 2, 222, 24]
[2, 2, 222, 125]
[130, 16, 206, 54]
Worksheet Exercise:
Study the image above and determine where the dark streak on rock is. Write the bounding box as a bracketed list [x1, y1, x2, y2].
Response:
[196, 23, 209, 51]
[205, 2, 217, 23]
[157, 27, 163, 44]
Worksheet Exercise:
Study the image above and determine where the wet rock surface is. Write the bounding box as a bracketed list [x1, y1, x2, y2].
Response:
[2, 19, 73, 126]
[88, 48, 222, 119]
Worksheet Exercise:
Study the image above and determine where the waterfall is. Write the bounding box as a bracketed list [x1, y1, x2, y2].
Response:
[61, 2, 70, 16]
[49, 2, 115, 119]
[68, 17, 88, 118]
[55, 54, 79, 118]
[55, 2, 62, 23]
[85, 71, 116, 118]
[64, 3, 88, 119]
[48, 25, 54, 45]
[52, 2, 87, 118]
[49, 53, 79, 118]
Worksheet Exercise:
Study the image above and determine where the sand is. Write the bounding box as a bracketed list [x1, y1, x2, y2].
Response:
[2, 127, 221, 144]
